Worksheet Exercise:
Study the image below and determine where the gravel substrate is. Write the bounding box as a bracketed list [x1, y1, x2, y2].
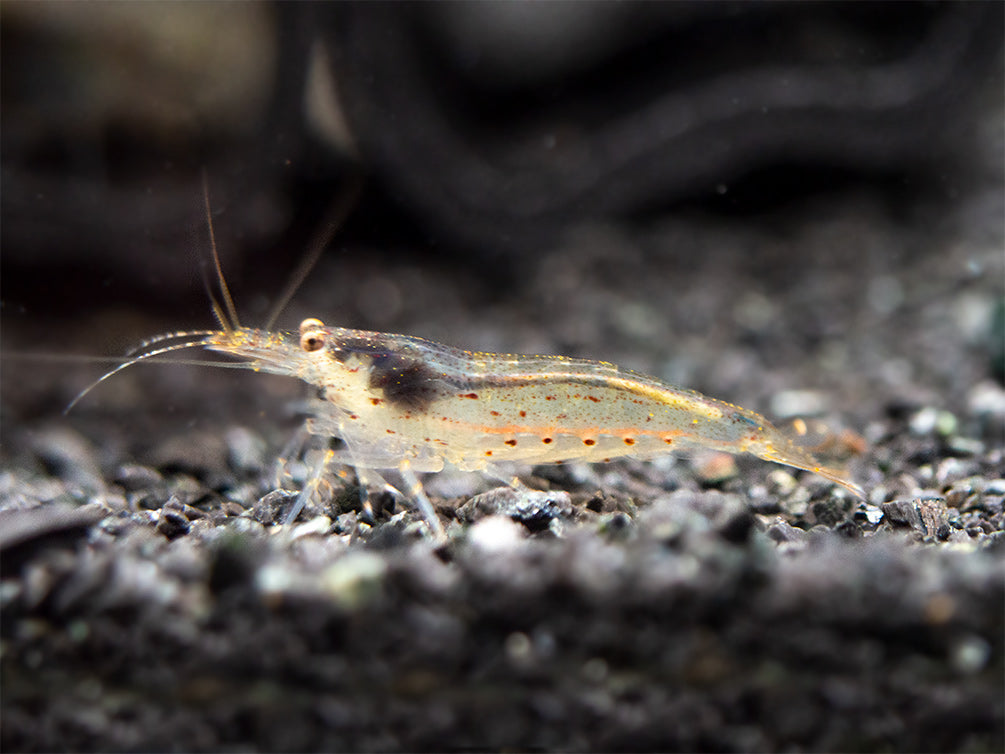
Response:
[3, 185, 1003, 751]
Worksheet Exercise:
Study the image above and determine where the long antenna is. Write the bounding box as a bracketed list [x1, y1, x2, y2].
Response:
[201, 169, 241, 332]
[263, 173, 363, 331]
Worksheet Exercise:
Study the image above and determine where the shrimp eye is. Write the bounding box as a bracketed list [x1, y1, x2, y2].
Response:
[300, 330, 326, 352]
[299, 317, 325, 335]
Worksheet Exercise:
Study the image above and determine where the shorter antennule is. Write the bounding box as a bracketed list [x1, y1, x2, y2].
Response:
[64, 331, 224, 414]
[125, 329, 219, 357]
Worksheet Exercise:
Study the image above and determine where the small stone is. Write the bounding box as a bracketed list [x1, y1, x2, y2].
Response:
[767, 470, 799, 497]
[935, 411, 959, 437]
[834, 521, 862, 538]
[779, 489, 810, 518]
[220, 501, 246, 517]
[935, 458, 979, 486]
[945, 436, 984, 456]
[321, 552, 387, 610]
[133, 489, 170, 511]
[291, 515, 332, 540]
[253, 490, 300, 525]
[766, 520, 806, 544]
[333, 511, 359, 535]
[694, 453, 739, 485]
[811, 499, 846, 528]
[113, 465, 164, 492]
[951, 635, 991, 674]
[597, 511, 633, 537]
[909, 407, 958, 437]
[853, 503, 884, 526]
[224, 517, 267, 538]
[881, 500, 921, 530]
[910, 407, 939, 435]
[916, 498, 949, 539]
[769, 390, 831, 419]
[467, 515, 525, 553]
[968, 380, 1005, 418]
[156, 509, 190, 540]
[458, 487, 572, 531]
[750, 496, 782, 514]
[986, 479, 1005, 495]
[30, 428, 103, 491]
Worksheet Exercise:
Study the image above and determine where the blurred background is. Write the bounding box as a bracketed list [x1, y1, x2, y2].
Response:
[2, 1, 1003, 451]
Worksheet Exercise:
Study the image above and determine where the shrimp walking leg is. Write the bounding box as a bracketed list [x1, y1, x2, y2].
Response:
[273, 422, 315, 489]
[398, 460, 445, 540]
[283, 447, 336, 525]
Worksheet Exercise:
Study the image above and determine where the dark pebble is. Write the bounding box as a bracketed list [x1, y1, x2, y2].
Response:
[766, 521, 807, 544]
[112, 464, 164, 492]
[750, 497, 782, 515]
[133, 488, 171, 511]
[220, 501, 246, 517]
[599, 511, 633, 537]
[917, 498, 949, 540]
[811, 499, 846, 528]
[156, 509, 191, 540]
[881, 500, 921, 530]
[252, 489, 300, 525]
[718, 510, 756, 544]
[834, 521, 863, 539]
[162, 497, 207, 520]
[0, 504, 105, 573]
[333, 511, 359, 535]
[458, 487, 573, 531]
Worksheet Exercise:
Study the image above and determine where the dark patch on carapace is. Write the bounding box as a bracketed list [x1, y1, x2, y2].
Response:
[329, 334, 453, 412]
[368, 354, 445, 412]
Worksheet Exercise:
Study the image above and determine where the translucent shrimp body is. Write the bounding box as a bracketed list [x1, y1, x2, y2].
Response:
[202, 318, 865, 502]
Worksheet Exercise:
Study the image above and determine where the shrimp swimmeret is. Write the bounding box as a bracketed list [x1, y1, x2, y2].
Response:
[72, 316, 865, 538]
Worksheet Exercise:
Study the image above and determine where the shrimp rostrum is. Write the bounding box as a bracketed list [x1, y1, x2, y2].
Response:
[76, 315, 864, 538]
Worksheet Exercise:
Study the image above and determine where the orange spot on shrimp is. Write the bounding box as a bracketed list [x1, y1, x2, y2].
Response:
[519, 410, 527, 418]
[542, 437, 553, 444]
[485, 451, 493, 457]
[505, 439, 517, 447]
[370, 398, 382, 406]
[624, 437, 635, 445]
[490, 410, 500, 417]
[587, 395, 601, 403]
[583, 439, 596, 446]
[460, 392, 479, 399]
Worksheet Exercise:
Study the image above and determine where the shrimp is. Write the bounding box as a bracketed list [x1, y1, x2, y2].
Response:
[72, 314, 864, 538]
[68, 180, 863, 538]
